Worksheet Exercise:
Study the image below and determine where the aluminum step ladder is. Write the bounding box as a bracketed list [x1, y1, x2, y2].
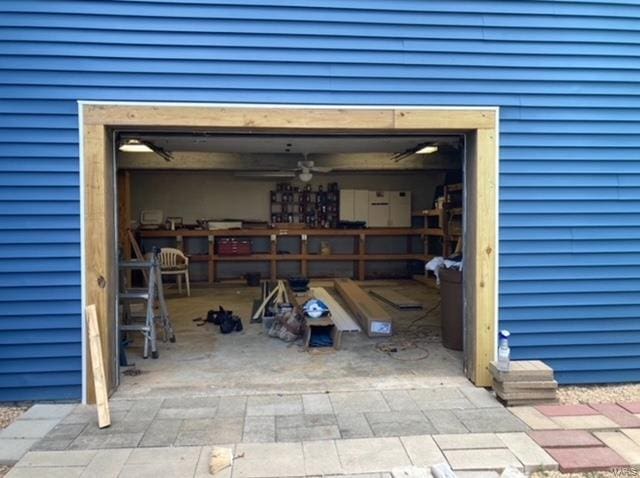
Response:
[119, 251, 175, 359]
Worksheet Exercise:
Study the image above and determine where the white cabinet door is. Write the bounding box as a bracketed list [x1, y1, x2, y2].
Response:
[368, 191, 390, 227]
[388, 191, 411, 227]
[339, 189, 355, 221]
[354, 189, 369, 224]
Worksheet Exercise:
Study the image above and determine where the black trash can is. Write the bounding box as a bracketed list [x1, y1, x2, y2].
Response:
[440, 268, 463, 351]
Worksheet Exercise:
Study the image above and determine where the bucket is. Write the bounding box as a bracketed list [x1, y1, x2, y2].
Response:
[245, 273, 261, 287]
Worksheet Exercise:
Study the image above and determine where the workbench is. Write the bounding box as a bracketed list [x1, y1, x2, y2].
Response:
[138, 227, 433, 282]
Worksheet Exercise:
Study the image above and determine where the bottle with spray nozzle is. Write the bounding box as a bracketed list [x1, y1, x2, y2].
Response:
[497, 329, 511, 372]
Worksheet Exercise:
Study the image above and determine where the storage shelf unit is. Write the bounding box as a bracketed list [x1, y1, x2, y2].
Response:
[412, 183, 463, 257]
[270, 184, 339, 228]
[139, 227, 431, 282]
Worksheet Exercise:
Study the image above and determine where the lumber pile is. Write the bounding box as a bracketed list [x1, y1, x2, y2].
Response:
[490, 360, 558, 407]
[334, 278, 393, 337]
[369, 288, 422, 310]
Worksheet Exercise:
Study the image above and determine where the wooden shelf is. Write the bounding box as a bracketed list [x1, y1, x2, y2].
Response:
[138, 227, 430, 238]
[417, 183, 464, 257]
[138, 227, 431, 282]
[412, 209, 442, 217]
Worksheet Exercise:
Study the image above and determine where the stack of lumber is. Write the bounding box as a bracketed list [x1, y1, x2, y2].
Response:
[490, 360, 558, 406]
[334, 278, 393, 337]
[309, 287, 361, 332]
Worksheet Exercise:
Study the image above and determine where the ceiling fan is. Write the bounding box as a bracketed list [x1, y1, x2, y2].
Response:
[295, 157, 333, 182]
[235, 154, 333, 182]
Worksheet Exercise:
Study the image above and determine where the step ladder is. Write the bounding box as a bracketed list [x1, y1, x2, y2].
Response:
[119, 250, 176, 359]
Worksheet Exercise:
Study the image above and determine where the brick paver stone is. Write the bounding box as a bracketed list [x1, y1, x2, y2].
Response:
[619, 402, 640, 414]
[528, 430, 603, 448]
[497, 433, 558, 472]
[535, 404, 599, 417]
[595, 431, 640, 465]
[400, 435, 446, 467]
[302, 439, 343, 476]
[434, 433, 505, 450]
[508, 407, 560, 430]
[0, 438, 41, 465]
[233, 442, 305, 478]
[590, 403, 640, 428]
[545, 446, 628, 473]
[14, 450, 95, 468]
[551, 415, 618, 430]
[622, 428, 640, 446]
[443, 448, 523, 471]
[335, 437, 411, 474]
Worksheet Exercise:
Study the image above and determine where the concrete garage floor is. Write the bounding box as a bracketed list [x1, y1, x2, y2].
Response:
[116, 280, 468, 399]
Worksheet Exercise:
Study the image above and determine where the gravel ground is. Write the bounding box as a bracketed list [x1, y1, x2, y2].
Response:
[0, 405, 28, 478]
[558, 384, 640, 405]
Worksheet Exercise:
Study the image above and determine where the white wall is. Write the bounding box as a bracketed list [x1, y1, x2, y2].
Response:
[130, 170, 445, 224]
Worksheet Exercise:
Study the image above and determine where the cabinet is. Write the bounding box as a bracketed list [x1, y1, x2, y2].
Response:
[368, 191, 390, 227]
[339, 189, 369, 223]
[388, 191, 411, 227]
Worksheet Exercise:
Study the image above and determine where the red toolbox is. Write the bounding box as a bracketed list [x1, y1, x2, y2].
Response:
[216, 238, 252, 256]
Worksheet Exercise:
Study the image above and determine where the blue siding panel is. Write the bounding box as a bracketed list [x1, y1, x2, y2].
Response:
[1, 0, 639, 400]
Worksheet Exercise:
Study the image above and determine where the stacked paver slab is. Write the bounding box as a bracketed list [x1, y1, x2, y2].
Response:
[489, 360, 558, 406]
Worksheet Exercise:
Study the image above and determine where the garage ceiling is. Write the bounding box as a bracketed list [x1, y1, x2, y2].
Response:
[116, 132, 464, 171]
[119, 133, 463, 154]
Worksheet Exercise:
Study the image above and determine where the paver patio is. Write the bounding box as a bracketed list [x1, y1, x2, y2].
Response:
[5, 394, 640, 476]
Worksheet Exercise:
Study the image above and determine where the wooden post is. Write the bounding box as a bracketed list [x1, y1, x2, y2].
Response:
[85, 304, 111, 428]
[301, 234, 308, 277]
[208, 235, 215, 283]
[358, 233, 366, 281]
[270, 234, 277, 281]
[471, 129, 497, 387]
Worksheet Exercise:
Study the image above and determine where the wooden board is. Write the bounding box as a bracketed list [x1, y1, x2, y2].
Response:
[493, 379, 558, 392]
[310, 287, 361, 332]
[334, 278, 393, 337]
[490, 360, 554, 382]
[496, 389, 558, 401]
[498, 397, 559, 407]
[85, 304, 111, 428]
[493, 381, 558, 400]
[369, 288, 422, 309]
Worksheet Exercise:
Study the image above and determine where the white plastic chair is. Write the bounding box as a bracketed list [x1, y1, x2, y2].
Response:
[158, 247, 190, 296]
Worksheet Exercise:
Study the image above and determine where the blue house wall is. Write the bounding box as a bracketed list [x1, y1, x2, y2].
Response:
[1, 0, 640, 401]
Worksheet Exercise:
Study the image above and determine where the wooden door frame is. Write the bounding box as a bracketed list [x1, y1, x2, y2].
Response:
[79, 102, 498, 402]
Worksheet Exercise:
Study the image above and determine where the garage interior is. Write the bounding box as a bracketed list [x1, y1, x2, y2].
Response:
[112, 130, 470, 398]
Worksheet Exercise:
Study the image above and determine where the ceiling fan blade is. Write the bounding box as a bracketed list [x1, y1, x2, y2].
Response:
[311, 166, 333, 173]
[234, 171, 296, 178]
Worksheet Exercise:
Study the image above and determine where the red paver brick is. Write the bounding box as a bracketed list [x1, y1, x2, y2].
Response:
[619, 402, 640, 414]
[545, 446, 629, 473]
[536, 404, 599, 417]
[590, 403, 640, 428]
[528, 430, 603, 448]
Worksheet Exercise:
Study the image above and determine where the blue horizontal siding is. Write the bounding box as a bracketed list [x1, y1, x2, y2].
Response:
[0, 0, 639, 400]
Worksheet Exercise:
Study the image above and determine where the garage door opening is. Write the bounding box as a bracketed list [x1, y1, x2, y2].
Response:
[80, 104, 497, 403]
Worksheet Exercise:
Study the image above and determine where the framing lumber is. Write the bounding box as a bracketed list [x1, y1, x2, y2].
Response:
[310, 287, 361, 332]
[334, 278, 393, 337]
[369, 288, 422, 309]
[81, 103, 498, 396]
[85, 304, 111, 428]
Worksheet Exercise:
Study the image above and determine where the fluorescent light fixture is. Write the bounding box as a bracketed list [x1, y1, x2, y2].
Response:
[415, 145, 438, 154]
[119, 139, 153, 153]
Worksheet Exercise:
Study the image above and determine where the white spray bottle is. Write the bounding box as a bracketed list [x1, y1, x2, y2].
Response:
[497, 329, 511, 372]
